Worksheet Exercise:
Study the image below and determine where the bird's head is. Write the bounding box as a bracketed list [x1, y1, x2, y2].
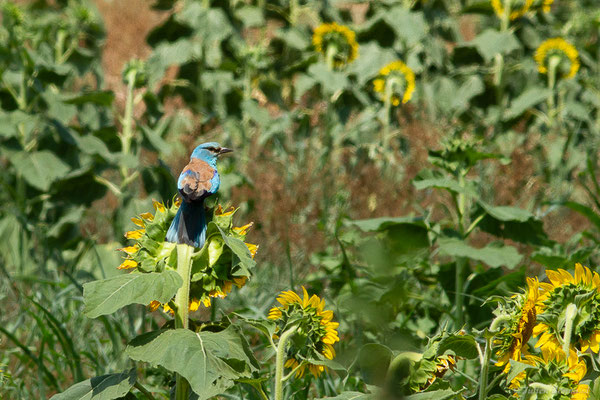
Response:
[190, 142, 233, 165]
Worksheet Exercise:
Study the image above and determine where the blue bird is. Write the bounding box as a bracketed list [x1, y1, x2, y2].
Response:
[166, 142, 232, 248]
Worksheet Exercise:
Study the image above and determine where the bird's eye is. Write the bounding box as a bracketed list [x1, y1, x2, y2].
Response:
[206, 147, 215, 152]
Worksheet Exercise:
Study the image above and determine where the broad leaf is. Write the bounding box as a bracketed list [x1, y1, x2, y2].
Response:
[9, 151, 71, 191]
[50, 369, 136, 400]
[475, 202, 549, 246]
[504, 87, 552, 120]
[83, 270, 182, 318]
[126, 326, 258, 399]
[506, 359, 536, 384]
[320, 392, 375, 400]
[437, 334, 478, 359]
[64, 91, 115, 106]
[405, 388, 463, 400]
[357, 343, 392, 386]
[347, 216, 426, 232]
[470, 30, 519, 62]
[384, 8, 427, 46]
[437, 237, 522, 269]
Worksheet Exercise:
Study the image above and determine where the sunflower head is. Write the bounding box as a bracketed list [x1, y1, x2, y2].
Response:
[534, 264, 600, 355]
[268, 287, 339, 378]
[491, 0, 534, 20]
[312, 22, 358, 68]
[534, 37, 580, 79]
[120, 201, 258, 313]
[508, 347, 589, 399]
[373, 60, 415, 106]
[493, 277, 540, 373]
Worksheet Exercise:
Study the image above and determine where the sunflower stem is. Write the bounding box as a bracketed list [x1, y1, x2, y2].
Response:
[120, 69, 137, 187]
[274, 325, 298, 400]
[174, 243, 194, 400]
[478, 336, 492, 400]
[562, 303, 577, 356]
[547, 55, 560, 131]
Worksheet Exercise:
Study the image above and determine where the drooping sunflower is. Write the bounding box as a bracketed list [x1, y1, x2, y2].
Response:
[268, 287, 339, 378]
[119, 200, 258, 313]
[493, 277, 540, 373]
[312, 22, 359, 68]
[509, 347, 589, 400]
[534, 264, 600, 356]
[491, 0, 534, 20]
[373, 60, 415, 106]
[534, 37, 580, 79]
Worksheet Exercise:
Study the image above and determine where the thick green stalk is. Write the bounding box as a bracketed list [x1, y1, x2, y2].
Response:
[562, 303, 577, 356]
[120, 69, 136, 185]
[454, 173, 468, 328]
[174, 244, 194, 400]
[274, 326, 298, 400]
[547, 55, 560, 130]
[478, 337, 492, 400]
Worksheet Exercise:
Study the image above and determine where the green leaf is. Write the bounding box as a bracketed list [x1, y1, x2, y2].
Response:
[216, 225, 256, 276]
[126, 326, 258, 399]
[470, 29, 519, 62]
[308, 63, 349, 95]
[347, 42, 396, 85]
[83, 271, 182, 318]
[9, 150, 71, 191]
[504, 87, 552, 120]
[347, 216, 426, 232]
[234, 6, 264, 27]
[413, 175, 478, 198]
[49, 369, 136, 400]
[506, 359, 536, 384]
[475, 202, 549, 246]
[320, 392, 375, 400]
[64, 91, 115, 106]
[405, 389, 463, 400]
[357, 343, 392, 386]
[477, 202, 533, 222]
[437, 334, 479, 359]
[384, 8, 427, 46]
[437, 237, 522, 269]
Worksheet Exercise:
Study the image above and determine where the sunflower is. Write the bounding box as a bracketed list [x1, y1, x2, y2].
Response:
[491, 0, 534, 20]
[534, 38, 580, 79]
[268, 287, 339, 378]
[119, 200, 257, 313]
[421, 354, 458, 390]
[493, 278, 540, 373]
[312, 22, 359, 68]
[373, 60, 415, 106]
[509, 347, 589, 399]
[534, 264, 600, 357]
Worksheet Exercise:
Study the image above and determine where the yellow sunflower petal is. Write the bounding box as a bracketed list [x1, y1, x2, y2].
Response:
[131, 217, 144, 227]
[118, 259, 138, 270]
[124, 229, 144, 239]
[152, 200, 166, 213]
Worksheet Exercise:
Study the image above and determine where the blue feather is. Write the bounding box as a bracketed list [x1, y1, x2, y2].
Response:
[166, 142, 231, 249]
[166, 201, 207, 248]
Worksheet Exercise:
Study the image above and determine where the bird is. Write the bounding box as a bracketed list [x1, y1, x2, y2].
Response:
[166, 142, 232, 248]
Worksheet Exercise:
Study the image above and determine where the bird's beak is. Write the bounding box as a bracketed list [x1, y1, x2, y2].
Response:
[218, 147, 233, 155]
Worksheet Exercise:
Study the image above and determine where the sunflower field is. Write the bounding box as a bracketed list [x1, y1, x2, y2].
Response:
[2, 0, 600, 399]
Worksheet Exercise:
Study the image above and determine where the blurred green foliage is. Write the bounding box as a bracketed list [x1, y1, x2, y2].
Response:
[2, 0, 600, 399]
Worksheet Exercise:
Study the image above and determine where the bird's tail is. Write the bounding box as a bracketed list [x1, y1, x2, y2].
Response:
[166, 200, 207, 248]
